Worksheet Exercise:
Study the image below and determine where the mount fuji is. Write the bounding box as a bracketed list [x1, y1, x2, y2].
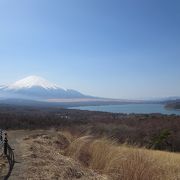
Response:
[0, 76, 150, 106]
[0, 76, 89, 101]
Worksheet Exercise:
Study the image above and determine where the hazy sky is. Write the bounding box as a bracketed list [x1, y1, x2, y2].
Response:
[0, 0, 180, 99]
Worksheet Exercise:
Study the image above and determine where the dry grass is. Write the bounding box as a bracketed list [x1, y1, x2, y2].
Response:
[9, 130, 180, 180]
[22, 132, 107, 180]
[66, 135, 180, 180]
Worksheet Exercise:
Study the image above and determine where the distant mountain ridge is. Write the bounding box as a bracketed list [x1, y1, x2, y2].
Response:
[0, 76, 88, 100]
[0, 75, 179, 107]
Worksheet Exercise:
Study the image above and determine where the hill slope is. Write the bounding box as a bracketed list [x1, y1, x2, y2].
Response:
[4, 130, 180, 180]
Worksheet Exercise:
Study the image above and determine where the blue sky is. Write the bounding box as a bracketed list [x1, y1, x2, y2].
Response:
[0, 0, 180, 99]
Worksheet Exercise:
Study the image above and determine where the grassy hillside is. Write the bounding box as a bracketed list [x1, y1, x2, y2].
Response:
[20, 130, 180, 180]
[65, 133, 180, 180]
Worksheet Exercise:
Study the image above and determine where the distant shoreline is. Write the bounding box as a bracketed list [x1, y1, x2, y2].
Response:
[165, 102, 180, 110]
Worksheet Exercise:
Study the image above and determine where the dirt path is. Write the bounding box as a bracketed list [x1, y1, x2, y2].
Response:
[6, 130, 56, 180]
[7, 131, 28, 180]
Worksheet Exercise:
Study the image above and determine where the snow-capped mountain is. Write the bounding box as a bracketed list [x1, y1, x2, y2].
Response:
[6, 75, 60, 90]
[0, 76, 87, 100]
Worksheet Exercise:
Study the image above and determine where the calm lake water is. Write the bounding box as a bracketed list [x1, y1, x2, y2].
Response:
[70, 104, 180, 115]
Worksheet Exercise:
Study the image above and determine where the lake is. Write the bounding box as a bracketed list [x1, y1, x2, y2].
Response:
[70, 103, 180, 115]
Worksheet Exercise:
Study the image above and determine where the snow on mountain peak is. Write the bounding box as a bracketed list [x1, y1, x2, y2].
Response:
[7, 75, 62, 90]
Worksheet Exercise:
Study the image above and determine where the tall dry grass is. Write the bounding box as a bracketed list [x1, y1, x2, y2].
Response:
[23, 132, 107, 180]
[66, 136, 180, 180]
